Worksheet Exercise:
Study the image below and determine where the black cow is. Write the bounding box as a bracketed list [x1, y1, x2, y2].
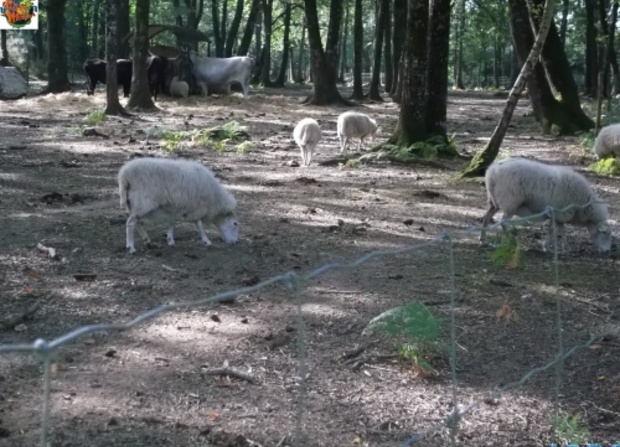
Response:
[83, 58, 133, 97]
[146, 55, 168, 100]
[84, 56, 168, 99]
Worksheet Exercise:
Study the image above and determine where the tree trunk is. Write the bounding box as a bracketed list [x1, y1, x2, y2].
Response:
[559, 0, 569, 45]
[599, 0, 617, 98]
[585, 0, 598, 96]
[105, 0, 125, 115]
[383, 0, 392, 93]
[369, 0, 387, 100]
[75, 1, 89, 66]
[458, 0, 556, 178]
[238, 0, 260, 55]
[98, 2, 106, 58]
[92, 0, 101, 57]
[531, 0, 595, 131]
[118, 0, 131, 58]
[127, 0, 155, 110]
[350, 0, 364, 99]
[0, 31, 9, 66]
[260, 0, 274, 86]
[275, 2, 292, 86]
[426, 0, 451, 136]
[390, 0, 406, 98]
[454, 0, 465, 89]
[225, 0, 245, 56]
[388, 0, 429, 146]
[47, 0, 70, 93]
[303, 0, 351, 105]
[296, 20, 306, 82]
[211, 0, 224, 56]
[338, 0, 350, 83]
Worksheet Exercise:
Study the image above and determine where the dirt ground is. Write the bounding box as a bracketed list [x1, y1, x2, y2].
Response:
[1, 84, 620, 447]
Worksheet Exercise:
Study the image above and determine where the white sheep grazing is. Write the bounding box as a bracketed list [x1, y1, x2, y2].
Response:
[336, 111, 379, 155]
[593, 123, 620, 159]
[293, 118, 322, 167]
[170, 76, 189, 98]
[480, 157, 611, 254]
[118, 157, 239, 254]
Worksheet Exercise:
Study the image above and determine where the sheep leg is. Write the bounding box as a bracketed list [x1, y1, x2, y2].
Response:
[340, 136, 347, 154]
[307, 147, 313, 166]
[196, 220, 212, 247]
[299, 145, 307, 166]
[166, 227, 175, 246]
[126, 215, 138, 254]
[358, 138, 363, 151]
[544, 221, 566, 253]
[480, 204, 500, 243]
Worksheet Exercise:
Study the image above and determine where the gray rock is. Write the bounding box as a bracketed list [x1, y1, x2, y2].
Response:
[0, 67, 29, 100]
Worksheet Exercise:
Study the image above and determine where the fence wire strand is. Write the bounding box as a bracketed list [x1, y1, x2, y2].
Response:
[0, 201, 610, 447]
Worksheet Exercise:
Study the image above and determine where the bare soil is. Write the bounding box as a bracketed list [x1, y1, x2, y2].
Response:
[1, 85, 620, 447]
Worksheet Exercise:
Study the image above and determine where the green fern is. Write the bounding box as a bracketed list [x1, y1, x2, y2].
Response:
[589, 157, 620, 176]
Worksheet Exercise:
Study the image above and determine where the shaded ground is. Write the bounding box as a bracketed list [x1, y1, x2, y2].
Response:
[1, 85, 619, 447]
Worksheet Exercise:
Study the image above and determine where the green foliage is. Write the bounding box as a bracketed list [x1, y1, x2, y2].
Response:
[159, 130, 186, 153]
[552, 413, 591, 446]
[234, 141, 254, 154]
[358, 135, 460, 164]
[589, 157, 620, 176]
[207, 121, 250, 141]
[363, 302, 443, 376]
[85, 109, 106, 126]
[489, 226, 525, 269]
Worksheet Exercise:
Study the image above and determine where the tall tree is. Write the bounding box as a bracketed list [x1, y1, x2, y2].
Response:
[350, 0, 364, 99]
[453, 0, 465, 89]
[260, 0, 275, 86]
[275, 2, 292, 86]
[338, 0, 350, 83]
[302, 0, 353, 104]
[0, 30, 9, 66]
[91, 0, 101, 57]
[295, 19, 307, 82]
[458, 0, 556, 178]
[238, 0, 261, 55]
[127, 0, 155, 110]
[105, 0, 125, 115]
[383, 0, 392, 92]
[585, 0, 598, 96]
[387, 0, 429, 146]
[46, 0, 70, 93]
[425, 0, 451, 136]
[225, 0, 245, 56]
[211, 0, 224, 56]
[389, 0, 406, 98]
[118, 0, 131, 58]
[369, 0, 388, 100]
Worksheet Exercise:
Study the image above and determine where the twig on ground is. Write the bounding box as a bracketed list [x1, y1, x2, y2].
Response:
[202, 367, 259, 384]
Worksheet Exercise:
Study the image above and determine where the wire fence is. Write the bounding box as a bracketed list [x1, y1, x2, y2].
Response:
[0, 202, 615, 447]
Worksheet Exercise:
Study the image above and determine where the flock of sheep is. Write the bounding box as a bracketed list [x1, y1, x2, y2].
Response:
[116, 113, 620, 256]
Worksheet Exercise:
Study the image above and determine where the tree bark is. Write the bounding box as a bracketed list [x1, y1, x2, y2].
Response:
[350, 0, 364, 99]
[118, 0, 131, 58]
[585, 0, 598, 96]
[425, 0, 451, 136]
[303, 0, 351, 105]
[238, 0, 260, 55]
[388, 0, 429, 146]
[46, 0, 70, 93]
[0, 31, 9, 66]
[458, 0, 556, 178]
[295, 20, 306, 82]
[211, 0, 224, 56]
[338, 0, 350, 83]
[225, 0, 245, 56]
[454, 0, 465, 89]
[559, 0, 569, 45]
[105, 0, 125, 115]
[92, 0, 101, 57]
[531, 0, 595, 131]
[369, 0, 387, 100]
[275, 2, 292, 86]
[389, 0, 406, 99]
[75, 1, 89, 65]
[383, 0, 392, 93]
[260, 0, 275, 86]
[127, 0, 155, 110]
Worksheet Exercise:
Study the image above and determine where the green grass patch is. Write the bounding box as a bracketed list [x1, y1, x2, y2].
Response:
[589, 157, 620, 176]
[85, 109, 106, 126]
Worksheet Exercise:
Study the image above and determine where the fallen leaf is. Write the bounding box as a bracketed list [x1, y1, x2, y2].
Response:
[207, 412, 219, 421]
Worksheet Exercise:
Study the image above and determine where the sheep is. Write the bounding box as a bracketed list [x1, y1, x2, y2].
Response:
[293, 118, 322, 167]
[480, 157, 612, 254]
[170, 76, 189, 98]
[593, 123, 620, 159]
[118, 157, 239, 254]
[336, 111, 379, 155]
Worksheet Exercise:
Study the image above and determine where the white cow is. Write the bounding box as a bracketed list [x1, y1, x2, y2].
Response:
[190, 55, 254, 98]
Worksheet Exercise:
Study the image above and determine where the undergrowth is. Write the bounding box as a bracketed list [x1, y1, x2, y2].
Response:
[156, 121, 252, 154]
